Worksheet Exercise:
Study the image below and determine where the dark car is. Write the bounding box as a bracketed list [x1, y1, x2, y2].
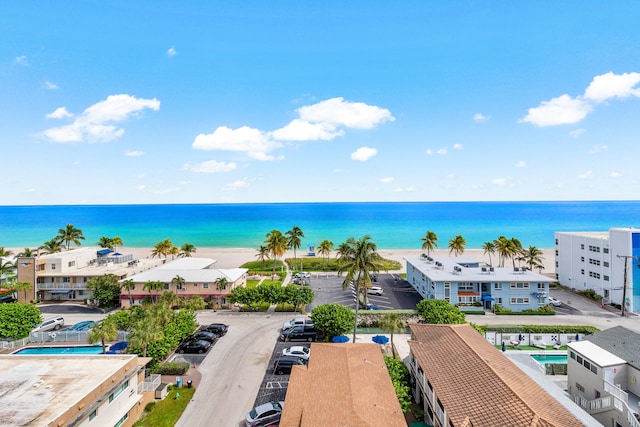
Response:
[177, 339, 211, 354]
[273, 355, 307, 375]
[190, 331, 218, 343]
[203, 323, 228, 336]
[280, 325, 318, 342]
[0, 295, 16, 304]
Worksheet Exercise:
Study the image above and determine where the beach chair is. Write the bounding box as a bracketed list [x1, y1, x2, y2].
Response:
[553, 341, 562, 350]
[533, 340, 547, 350]
[508, 340, 520, 348]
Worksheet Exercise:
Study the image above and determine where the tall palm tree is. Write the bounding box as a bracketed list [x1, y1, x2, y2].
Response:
[482, 241, 496, 267]
[265, 230, 288, 279]
[179, 243, 196, 257]
[7, 279, 32, 302]
[420, 230, 438, 256]
[171, 275, 185, 297]
[0, 247, 14, 258]
[16, 247, 36, 258]
[88, 318, 118, 354]
[317, 239, 334, 270]
[41, 238, 63, 254]
[121, 279, 136, 306]
[151, 238, 174, 259]
[335, 241, 352, 272]
[215, 277, 229, 305]
[448, 235, 466, 257]
[57, 224, 85, 250]
[509, 237, 523, 268]
[286, 226, 305, 272]
[97, 236, 113, 249]
[493, 236, 510, 267]
[0, 259, 15, 287]
[338, 235, 381, 342]
[111, 236, 123, 252]
[379, 313, 406, 358]
[128, 315, 164, 358]
[521, 246, 545, 272]
[255, 245, 270, 268]
[143, 280, 164, 302]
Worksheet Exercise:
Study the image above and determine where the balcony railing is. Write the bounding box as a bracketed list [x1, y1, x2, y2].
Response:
[138, 374, 161, 393]
[37, 283, 88, 290]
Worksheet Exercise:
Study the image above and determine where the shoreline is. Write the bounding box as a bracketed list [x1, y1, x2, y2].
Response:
[6, 246, 556, 274]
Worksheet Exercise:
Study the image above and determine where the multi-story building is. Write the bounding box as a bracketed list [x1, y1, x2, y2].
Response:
[567, 326, 640, 427]
[404, 255, 552, 312]
[0, 354, 154, 427]
[16, 247, 163, 303]
[555, 227, 640, 312]
[119, 257, 248, 307]
[408, 323, 586, 427]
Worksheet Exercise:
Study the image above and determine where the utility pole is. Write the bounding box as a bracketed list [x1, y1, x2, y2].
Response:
[616, 255, 638, 317]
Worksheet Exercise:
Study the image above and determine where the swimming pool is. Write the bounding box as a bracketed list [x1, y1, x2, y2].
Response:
[531, 354, 568, 364]
[13, 345, 104, 355]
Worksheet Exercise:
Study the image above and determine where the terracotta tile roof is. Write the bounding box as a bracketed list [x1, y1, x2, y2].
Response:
[279, 343, 406, 427]
[409, 324, 584, 427]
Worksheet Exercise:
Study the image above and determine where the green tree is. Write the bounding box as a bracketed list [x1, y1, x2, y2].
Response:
[86, 274, 121, 308]
[182, 295, 206, 310]
[420, 230, 438, 256]
[97, 236, 113, 249]
[111, 236, 123, 252]
[0, 247, 13, 258]
[416, 299, 466, 324]
[265, 230, 288, 280]
[16, 247, 36, 257]
[158, 291, 180, 309]
[482, 241, 496, 267]
[215, 277, 229, 305]
[384, 356, 412, 413]
[286, 226, 305, 271]
[228, 286, 260, 306]
[121, 279, 136, 306]
[7, 279, 32, 303]
[88, 318, 118, 354]
[255, 245, 270, 268]
[151, 238, 174, 259]
[0, 259, 15, 287]
[57, 224, 85, 250]
[128, 314, 164, 358]
[41, 238, 63, 254]
[337, 235, 381, 341]
[284, 285, 314, 312]
[310, 303, 355, 338]
[521, 245, 545, 272]
[0, 302, 41, 339]
[317, 239, 334, 269]
[179, 243, 196, 257]
[143, 280, 165, 302]
[379, 313, 406, 358]
[171, 275, 186, 297]
[448, 234, 466, 257]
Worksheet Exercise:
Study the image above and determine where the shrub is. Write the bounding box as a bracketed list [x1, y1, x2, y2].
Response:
[384, 356, 412, 413]
[144, 402, 156, 413]
[154, 362, 191, 375]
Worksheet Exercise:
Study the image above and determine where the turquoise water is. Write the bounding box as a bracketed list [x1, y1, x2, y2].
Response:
[1, 201, 639, 249]
[531, 354, 568, 364]
[13, 345, 104, 355]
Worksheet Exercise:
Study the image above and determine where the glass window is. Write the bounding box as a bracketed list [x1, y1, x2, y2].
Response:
[89, 410, 97, 421]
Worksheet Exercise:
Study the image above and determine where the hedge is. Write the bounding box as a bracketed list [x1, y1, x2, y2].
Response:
[153, 362, 191, 375]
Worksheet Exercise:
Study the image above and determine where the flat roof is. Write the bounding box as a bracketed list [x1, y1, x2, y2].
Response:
[404, 256, 551, 282]
[569, 340, 627, 367]
[157, 257, 216, 270]
[124, 267, 247, 283]
[0, 355, 138, 426]
[555, 231, 610, 238]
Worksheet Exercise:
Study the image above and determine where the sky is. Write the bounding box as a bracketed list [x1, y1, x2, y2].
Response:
[2, 1, 640, 205]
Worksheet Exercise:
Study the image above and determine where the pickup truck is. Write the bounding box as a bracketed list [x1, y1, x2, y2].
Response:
[282, 317, 311, 331]
[280, 325, 318, 342]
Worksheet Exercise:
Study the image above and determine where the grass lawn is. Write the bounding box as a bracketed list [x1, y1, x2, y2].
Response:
[133, 387, 196, 427]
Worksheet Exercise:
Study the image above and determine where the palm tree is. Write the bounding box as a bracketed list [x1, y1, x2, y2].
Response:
[179, 243, 196, 257]
[41, 238, 63, 254]
[338, 235, 381, 342]
[7, 279, 32, 302]
[493, 236, 509, 267]
[168, 245, 179, 260]
[265, 230, 288, 280]
[509, 237, 523, 268]
[0, 259, 15, 287]
[215, 277, 229, 305]
[171, 275, 185, 298]
[286, 226, 305, 272]
[128, 315, 164, 358]
[88, 318, 118, 354]
[151, 238, 173, 259]
[143, 280, 164, 302]
[121, 279, 136, 306]
[521, 246, 545, 272]
[16, 247, 36, 258]
[379, 313, 406, 358]
[97, 236, 113, 249]
[482, 241, 496, 267]
[420, 230, 438, 256]
[57, 224, 85, 250]
[255, 245, 270, 268]
[448, 235, 466, 257]
[111, 236, 123, 252]
[0, 247, 14, 258]
[335, 241, 352, 272]
[317, 239, 334, 270]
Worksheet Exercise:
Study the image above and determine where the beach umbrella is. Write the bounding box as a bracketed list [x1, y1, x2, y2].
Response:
[501, 341, 506, 352]
[518, 333, 523, 342]
[372, 335, 389, 345]
[575, 334, 580, 341]
[332, 335, 349, 343]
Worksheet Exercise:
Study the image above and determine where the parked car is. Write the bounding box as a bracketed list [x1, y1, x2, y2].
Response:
[245, 401, 285, 427]
[190, 331, 218, 343]
[0, 295, 16, 304]
[66, 321, 95, 331]
[32, 316, 64, 332]
[548, 297, 562, 307]
[176, 339, 211, 354]
[282, 345, 310, 360]
[280, 325, 318, 342]
[367, 286, 383, 296]
[203, 323, 228, 336]
[273, 355, 307, 374]
[282, 317, 310, 331]
[293, 272, 310, 279]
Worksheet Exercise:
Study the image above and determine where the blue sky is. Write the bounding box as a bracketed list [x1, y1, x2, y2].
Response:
[2, 1, 640, 205]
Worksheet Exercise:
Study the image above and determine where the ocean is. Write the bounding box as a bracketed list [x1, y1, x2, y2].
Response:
[1, 201, 639, 250]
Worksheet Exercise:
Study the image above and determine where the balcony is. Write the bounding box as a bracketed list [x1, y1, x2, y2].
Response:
[37, 283, 88, 290]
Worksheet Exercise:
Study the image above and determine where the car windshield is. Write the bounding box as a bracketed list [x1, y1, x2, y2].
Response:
[272, 402, 282, 411]
[249, 409, 258, 418]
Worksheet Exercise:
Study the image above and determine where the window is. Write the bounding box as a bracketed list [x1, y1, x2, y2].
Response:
[570, 351, 576, 360]
[576, 355, 583, 364]
[595, 390, 600, 399]
[555, 238, 558, 245]
[113, 413, 129, 427]
[68, 261, 75, 267]
[203, 283, 209, 289]
[509, 282, 530, 289]
[581, 256, 585, 262]
[494, 283, 502, 290]
[109, 380, 129, 403]
[581, 269, 584, 275]
[495, 297, 502, 304]
[510, 297, 530, 304]
[89, 410, 97, 421]
[164, 283, 170, 290]
[444, 283, 450, 302]
[51, 264, 56, 270]
[604, 275, 609, 281]
[576, 382, 584, 392]
[603, 261, 609, 268]
[590, 364, 598, 374]
[555, 250, 558, 256]
[603, 248, 609, 254]
[63, 277, 70, 283]
[538, 283, 545, 289]
[581, 244, 585, 249]
[459, 283, 473, 291]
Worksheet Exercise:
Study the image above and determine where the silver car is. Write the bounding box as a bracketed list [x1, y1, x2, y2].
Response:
[245, 401, 284, 427]
[32, 316, 64, 332]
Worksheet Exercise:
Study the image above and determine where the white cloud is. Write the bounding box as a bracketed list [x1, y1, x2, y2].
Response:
[426, 149, 433, 156]
[42, 81, 59, 90]
[271, 119, 343, 141]
[492, 178, 507, 186]
[167, 47, 177, 57]
[588, 144, 608, 154]
[578, 170, 593, 180]
[15, 55, 28, 65]
[46, 107, 73, 119]
[223, 179, 250, 191]
[41, 94, 160, 143]
[379, 177, 394, 183]
[297, 97, 394, 129]
[611, 171, 621, 178]
[184, 160, 237, 173]
[393, 186, 416, 193]
[569, 128, 586, 138]
[453, 144, 463, 150]
[515, 161, 527, 168]
[192, 126, 281, 161]
[519, 94, 592, 126]
[136, 174, 145, 179]
[124, 150, 144, 157]
[472, 113, 490, 123]
[351, 146, 377, 162]
[583, 72, 640, 103]
[436, 148, 447, 155]
[447, 173, 456, 179]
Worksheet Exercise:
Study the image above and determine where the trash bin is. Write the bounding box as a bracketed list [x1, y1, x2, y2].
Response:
[187, 380, 192, 389]
[176, 377, 182, 388]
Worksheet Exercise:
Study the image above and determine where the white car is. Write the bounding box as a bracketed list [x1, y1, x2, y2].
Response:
[367, 286, 383, 296]
[282, 345, 310, 360]
[294, 272, 311, 279]
[32, 316, 65, 332]
[245, 401, 284, 427]
[548, 297, 562, 307]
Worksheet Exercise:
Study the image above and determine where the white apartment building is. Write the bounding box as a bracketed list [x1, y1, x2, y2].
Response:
[555, 228, 640, 313]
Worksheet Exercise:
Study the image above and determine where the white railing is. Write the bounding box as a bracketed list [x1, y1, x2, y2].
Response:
[0, 337, 30, 350]
[29, 330, 128, 343]
[574, 394, 614, 413]
[138, 374, 161, 393]
[604, 379, 629, 403]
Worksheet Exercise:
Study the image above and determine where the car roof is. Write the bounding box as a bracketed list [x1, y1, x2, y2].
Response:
[287, 346, 308, 351]
[254, 401, 283, 414]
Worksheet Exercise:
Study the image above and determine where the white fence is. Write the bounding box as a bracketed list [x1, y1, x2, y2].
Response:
[138, 374, 161, 393]
[28, 330, 129, 343]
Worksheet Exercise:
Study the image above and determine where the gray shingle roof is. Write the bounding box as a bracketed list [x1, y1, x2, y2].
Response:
[584, 326, 640, 370]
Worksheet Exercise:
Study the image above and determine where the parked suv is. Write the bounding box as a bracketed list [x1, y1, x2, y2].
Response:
[203, 323, 228, 336]
[273, 355, 307, 374]
[280, 325, 318, 342]
[32, 316, 64, 332]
